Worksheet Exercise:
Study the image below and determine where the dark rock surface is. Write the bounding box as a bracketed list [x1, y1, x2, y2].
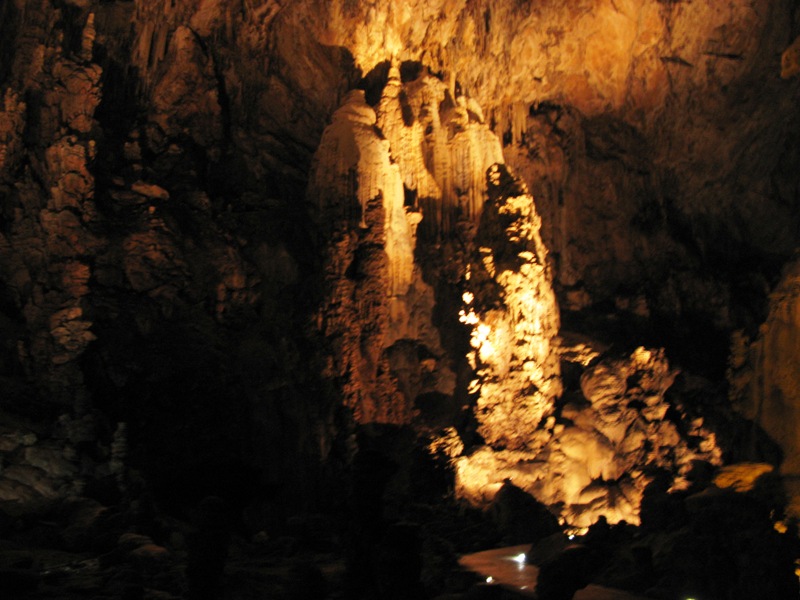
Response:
[1, 1, 799, 598]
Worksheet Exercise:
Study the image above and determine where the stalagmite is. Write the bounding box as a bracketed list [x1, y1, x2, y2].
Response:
[309, 87, 418, 423]
[459, 163, 562, 450]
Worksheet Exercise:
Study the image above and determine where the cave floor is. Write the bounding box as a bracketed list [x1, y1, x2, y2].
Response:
[459, 544, 651, 600]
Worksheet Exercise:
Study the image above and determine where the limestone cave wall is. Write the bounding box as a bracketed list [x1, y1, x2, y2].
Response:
[1, 0, 799, 534]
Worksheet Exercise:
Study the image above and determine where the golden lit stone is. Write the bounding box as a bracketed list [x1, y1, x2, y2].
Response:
[782, 35, 800, 79]
[714, 463, 774, 493]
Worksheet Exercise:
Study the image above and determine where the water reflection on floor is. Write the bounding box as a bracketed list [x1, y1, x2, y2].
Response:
[458, 544, 651, 599]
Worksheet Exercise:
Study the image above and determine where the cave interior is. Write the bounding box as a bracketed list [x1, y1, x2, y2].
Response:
[1, 1, 800, 599]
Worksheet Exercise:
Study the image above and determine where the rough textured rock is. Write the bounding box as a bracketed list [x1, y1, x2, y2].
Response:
[0, 418, 89, 512]
[0, 0, 798, 551]
[0, 0, 346, 521]
[460, 164, 562, 449]
[309, 64, 501, 424]
[0, 5, 103, 407]
[730, 255, 800, 513]
[308, 89, 413, 424]
[454, 346, 721, 527]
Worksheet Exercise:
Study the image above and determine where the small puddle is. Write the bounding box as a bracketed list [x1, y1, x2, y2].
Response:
[458, 544, 537, 597]
[458, 544, 652, 599]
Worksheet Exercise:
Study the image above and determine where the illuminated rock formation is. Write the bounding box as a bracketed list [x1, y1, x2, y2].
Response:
[309, 69, 726, 528]
[308, 89, 410, 423]
[0, 0, 797, 560]
[459, 164, 562, 450]
[296, 0, 800, 326]
[455, 346, 722, 527]
[417, 140, 721, 527]
[309, 64, 502, 424]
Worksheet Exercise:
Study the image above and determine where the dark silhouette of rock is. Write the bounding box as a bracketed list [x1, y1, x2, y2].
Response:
[286, 561, 328, 600]
[535, 544, 594, 600]
[374, 522, 426, 600]
[0, 567, 39, 595]
[526, 532, 569, 566]
[489, 481, 560, 544]
[186, 496, 230, 600]
[343, 443, 400, 598]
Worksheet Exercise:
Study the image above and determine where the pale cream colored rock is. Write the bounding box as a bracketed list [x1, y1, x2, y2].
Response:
[619, 424, 648, 456]
[461, 166, 562, 450]
[310, 65, 508, 422]
[581, 361, 628, 403]
[594, 411, 636, 446]
[455, 345, 721, 526]
[714, 463, 774, 492]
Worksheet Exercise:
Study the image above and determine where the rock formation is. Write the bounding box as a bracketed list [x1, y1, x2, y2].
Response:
[308, 62, 724, 527]
[459, 164, 562, 451]
[0, 1, 799, 595]
[309, 62, 504, 424]
[454, 343, 722, 527]
[730, 254, 800, 515]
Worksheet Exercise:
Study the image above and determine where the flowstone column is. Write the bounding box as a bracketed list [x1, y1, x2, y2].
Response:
[308, 63, 504, 425]
[450, 164, 721, 528]
[308, 89, 414, 424]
